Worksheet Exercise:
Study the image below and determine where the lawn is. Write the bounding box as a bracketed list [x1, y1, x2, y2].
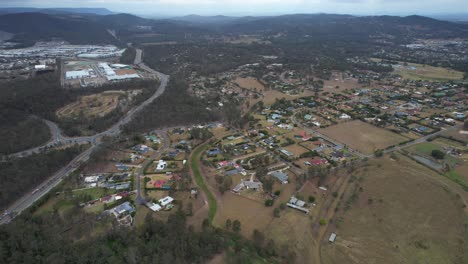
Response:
[192, 143, 218, 223]
[73, 187, 115, 200]
[407, 142, 460, 168]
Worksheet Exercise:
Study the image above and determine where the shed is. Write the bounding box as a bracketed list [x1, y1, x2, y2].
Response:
[329, 233, 337, 243]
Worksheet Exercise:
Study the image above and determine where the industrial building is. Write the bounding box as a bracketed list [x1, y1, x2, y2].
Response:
[66, 69, 92, 80]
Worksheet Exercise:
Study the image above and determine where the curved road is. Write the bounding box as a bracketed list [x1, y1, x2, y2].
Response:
[1, 49, 170, 224]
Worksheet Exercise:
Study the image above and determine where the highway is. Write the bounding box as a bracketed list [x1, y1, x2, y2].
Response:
[1, 48, 170, 224]
[4, 48, 168, 160]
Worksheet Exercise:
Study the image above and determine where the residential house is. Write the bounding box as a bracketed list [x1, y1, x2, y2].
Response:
[270, 171, 289, 184]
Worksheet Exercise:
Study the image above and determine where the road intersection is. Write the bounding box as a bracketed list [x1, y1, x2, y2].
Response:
[1, 49, 170, 224]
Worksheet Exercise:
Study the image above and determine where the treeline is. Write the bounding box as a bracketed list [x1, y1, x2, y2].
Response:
[0, 209, 282, 263]
[124, 73, 220, 133]
[0, 112, 50, 154]
[120, 47, 136, 65]
[0, 144, 87, 210]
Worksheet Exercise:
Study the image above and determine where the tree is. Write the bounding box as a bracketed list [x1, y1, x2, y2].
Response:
[233, 220, 241, 233]
[431, 149, 445, 160]
[319, 219, 327, 225]
[263, 178, 274, 193]
[374, 149, 384, 157]
[308, 196, 316, 203]
[225, 219, 232, 230]
[265, 199, 274, 207]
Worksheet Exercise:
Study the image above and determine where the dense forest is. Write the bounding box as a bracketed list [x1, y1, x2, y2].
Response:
[0, 112, 51, 155]
[0, 144, 87, 210]
[0, 207, 285, 263]
[142, 43, 280, 76]
[120, 47, 136, 64]
[125, 73, 220, 133]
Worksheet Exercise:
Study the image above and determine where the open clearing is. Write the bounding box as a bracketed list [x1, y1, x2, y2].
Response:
[56, 91, 123, 119]
[214, 192, 275, 237]
[234, 77, 266, 92]
[321, 155, 467, 264]
[393, 62, 464, 81]
[319, 120, 407, 155]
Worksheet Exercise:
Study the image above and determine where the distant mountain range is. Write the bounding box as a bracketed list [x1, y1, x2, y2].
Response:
[0, 11, 467, 47]
[0, 7, 114, 16]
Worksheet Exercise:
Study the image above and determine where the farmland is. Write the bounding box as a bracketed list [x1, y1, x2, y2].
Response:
[319, 120, 408, 155]
[321, 155, 467, 264]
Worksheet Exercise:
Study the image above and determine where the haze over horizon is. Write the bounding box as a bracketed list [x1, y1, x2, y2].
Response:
[0, 0, 467, 17]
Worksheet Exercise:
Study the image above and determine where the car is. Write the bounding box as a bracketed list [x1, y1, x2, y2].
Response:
[304, 161, 311, 166]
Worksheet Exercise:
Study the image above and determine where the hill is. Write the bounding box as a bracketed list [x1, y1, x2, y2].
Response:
[0, 12, 115, 46]
[220, 13, 468, 40]
[0, 7, 113, 16]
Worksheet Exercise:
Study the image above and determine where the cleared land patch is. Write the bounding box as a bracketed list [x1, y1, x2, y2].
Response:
[393, 62, 464, 81]
[56, 92, 121, 119]
[319, 120, 407, 155]
[321, 155, 467, 264]
[234, 77, 266, 92]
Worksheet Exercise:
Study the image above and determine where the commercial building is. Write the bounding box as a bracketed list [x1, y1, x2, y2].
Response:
[66, 69, 91, 79]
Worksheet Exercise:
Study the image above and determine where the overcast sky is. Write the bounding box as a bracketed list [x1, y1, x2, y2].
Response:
[1, 0, 467, 17]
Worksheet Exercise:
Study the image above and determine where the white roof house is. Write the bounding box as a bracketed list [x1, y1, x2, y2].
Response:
[84, 175, 101, 183]
[159, 196, 174, 207]
[329, 233, 337, 243]
[156, 160, 167, 171]
[149, 203, 162, 212]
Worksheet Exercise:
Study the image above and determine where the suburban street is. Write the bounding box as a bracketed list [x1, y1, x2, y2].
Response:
[0, 49, 170, 224]
[135, 130, 171, 205]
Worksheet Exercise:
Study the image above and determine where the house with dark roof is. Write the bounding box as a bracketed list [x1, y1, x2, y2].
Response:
[270, 171, 288, 184]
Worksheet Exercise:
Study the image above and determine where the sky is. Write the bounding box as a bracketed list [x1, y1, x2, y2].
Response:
[1, 0, 467, 17]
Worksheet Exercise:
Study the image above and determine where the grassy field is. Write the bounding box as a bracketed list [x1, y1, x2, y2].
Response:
[321, 155, 467, 264]
[407, 142, 461, 168]
[319, 120, 407, 155]
[234, 77, 266, 92]
[191, 143, 218, 223]
[393, 62, 464, 81]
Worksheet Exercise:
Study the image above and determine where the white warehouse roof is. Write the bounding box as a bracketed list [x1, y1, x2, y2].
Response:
[106, 74, 140, 81]
[66, 70, 90, 79]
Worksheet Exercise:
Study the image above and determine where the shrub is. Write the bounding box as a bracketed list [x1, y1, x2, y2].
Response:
[431, 149, 445, 160]
[308, 196, 316, 203]
[265, 199, 274, 207]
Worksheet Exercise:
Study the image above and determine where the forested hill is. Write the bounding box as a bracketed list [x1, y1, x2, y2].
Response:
[0, 13, 115, 46]
[219, 14, 468, 40]
[1, 12, 467, 46]
[0, 7, 114, 15]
